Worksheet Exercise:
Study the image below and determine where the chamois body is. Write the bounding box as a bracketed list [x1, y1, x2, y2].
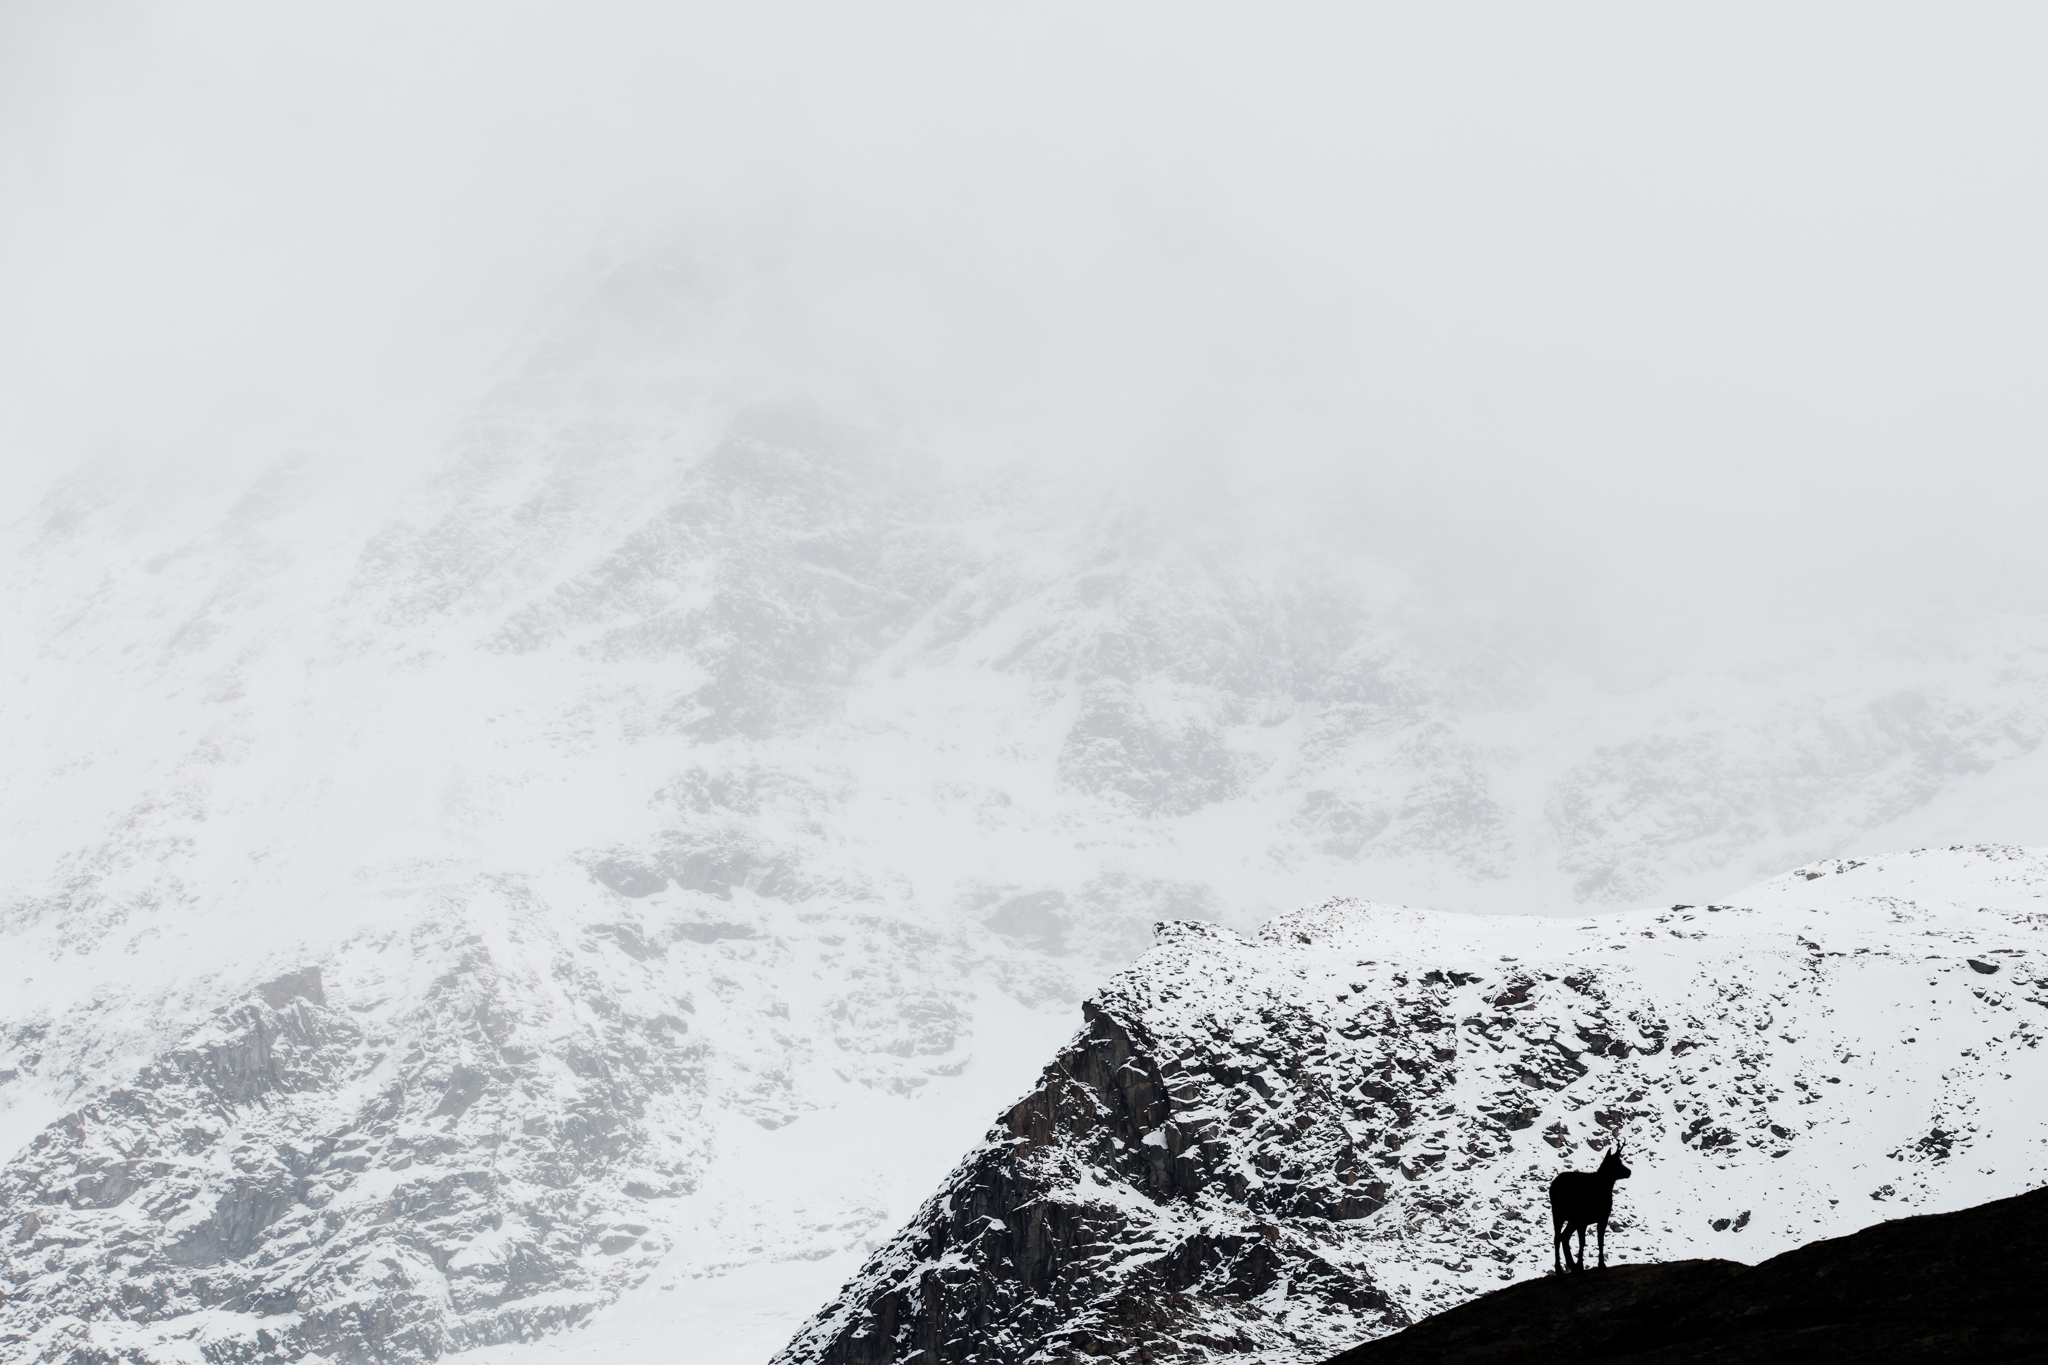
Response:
[1548, 1142, 1631, 1273]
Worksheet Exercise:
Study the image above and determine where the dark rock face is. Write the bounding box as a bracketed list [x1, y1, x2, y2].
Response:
[1325, 1184, 2048, 1363]
[779, 994, 1409, 1365]
[780, 910, 1582, 1365]
[258, 967, 327, 1009]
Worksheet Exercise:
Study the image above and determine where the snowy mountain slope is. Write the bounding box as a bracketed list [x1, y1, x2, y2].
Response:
[0, 862, 1085, 1363]
[1, 266, 2047, 1361]
[775, 845, 2048, 1365]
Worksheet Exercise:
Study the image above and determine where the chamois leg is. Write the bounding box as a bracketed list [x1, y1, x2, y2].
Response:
[1596, 1218, 1607, 1269]
[1575, 1225, 1588, 1274]
[1552, 1215, 1564, 1274]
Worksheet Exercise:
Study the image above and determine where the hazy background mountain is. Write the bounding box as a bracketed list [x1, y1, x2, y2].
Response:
[4, 5, 2048, 1362]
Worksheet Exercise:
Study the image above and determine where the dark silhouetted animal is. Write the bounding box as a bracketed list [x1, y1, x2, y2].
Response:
[1549, 1139, 1631, 1272]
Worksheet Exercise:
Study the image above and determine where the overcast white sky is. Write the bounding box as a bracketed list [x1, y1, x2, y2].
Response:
[4, 3, 2047, 665]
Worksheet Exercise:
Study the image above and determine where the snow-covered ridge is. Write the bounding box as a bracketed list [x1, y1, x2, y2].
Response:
[776, 845, 2048, 1365]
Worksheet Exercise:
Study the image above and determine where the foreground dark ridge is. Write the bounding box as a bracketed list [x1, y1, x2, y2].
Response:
[1325, 1183, 2048, 1363]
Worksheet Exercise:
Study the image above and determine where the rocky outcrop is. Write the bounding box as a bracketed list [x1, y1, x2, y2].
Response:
[787, 993, 1406, 1365]
[0, 926, 704, 1364]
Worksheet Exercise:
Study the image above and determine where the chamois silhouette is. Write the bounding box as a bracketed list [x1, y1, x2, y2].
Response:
[1549, 1138, 1631, 1273]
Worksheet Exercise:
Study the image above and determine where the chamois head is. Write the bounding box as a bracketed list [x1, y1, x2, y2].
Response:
[1598, 1138, 1632, 1181]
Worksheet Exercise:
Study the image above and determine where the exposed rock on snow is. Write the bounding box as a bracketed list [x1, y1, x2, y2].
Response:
[0, 906, 709, 1363]
[776, 846, 2048, 1365]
